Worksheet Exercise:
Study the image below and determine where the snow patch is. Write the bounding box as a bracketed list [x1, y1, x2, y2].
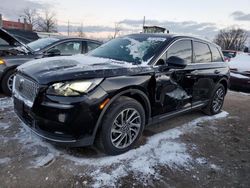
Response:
[2, 94, 228, 187]
[0, 97, 13, 109]
[0, 122, 10, 130]
[31, 153, 55, 168]
[0, 157, 11, 164]
[229, 90, 250, 96]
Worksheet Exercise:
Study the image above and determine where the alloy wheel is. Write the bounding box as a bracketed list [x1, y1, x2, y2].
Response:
[7, 73, 15, 92]
[212, 87, 224, 112]
[110, 108, 141, 149]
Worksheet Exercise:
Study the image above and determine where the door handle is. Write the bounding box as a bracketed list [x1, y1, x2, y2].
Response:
[214, 70, 220, 74]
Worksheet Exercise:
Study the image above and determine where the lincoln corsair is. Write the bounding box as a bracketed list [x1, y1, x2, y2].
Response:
[13, 34, 229, 155]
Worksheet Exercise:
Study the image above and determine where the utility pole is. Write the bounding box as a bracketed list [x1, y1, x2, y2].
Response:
[142, 16, 145, 33]
[67, 20, 70, 36]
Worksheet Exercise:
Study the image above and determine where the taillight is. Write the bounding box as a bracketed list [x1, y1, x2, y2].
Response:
[224, 57, 231, 62]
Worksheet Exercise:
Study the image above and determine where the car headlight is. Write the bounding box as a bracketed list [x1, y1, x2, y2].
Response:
[47, 78, 103, 96]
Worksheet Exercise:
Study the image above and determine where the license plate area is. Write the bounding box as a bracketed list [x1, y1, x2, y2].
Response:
[14, 98, 35, 127]
[14, 98, 24, 116]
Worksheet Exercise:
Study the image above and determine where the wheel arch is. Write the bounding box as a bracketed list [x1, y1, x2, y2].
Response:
[218, 78, 228, 93]
[92, 88, 151, 140]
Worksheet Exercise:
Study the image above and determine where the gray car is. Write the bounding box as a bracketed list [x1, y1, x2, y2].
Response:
[0, 29, 102, 95]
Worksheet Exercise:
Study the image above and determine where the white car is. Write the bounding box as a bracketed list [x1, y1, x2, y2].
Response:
[229, 53, 250, 91]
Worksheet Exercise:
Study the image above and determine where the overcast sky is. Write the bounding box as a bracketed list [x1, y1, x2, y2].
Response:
[1, 0, 250, 39]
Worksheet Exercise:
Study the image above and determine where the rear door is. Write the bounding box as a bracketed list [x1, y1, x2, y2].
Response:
[191, 41, 224, 105]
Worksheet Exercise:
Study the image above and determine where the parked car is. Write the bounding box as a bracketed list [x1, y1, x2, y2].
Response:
[222, 50, 245, 62]
[0, 29, 102, 95]
[13, 34, 229, 155]
[229, 53, 250, 91]
[0, 28, 23, 53]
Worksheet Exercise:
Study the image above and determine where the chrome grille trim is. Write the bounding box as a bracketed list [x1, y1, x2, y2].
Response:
[13, 74, 39, 107]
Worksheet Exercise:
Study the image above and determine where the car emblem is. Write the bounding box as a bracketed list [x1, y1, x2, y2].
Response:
[18, 78, 24, 91]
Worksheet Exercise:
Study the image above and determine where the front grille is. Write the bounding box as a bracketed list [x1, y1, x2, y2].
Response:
[13, 74, 39, 107]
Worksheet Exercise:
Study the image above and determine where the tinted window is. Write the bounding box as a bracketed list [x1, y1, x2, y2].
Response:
[87, 42, 100, 52]
[27, 38, 59, 51]
[51, 41, 82, 55]
[193, 42, 212, 63]
[210, 45, 223, 62]
[166, 40, 192, 63]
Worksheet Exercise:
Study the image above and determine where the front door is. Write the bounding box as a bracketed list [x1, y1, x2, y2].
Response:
[153, 39, 195, 115]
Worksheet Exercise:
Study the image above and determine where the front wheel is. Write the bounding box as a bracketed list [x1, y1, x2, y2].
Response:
[96, 96, 145, 155]
[203, 84, 226, 115]
[1, 69, 16, 96]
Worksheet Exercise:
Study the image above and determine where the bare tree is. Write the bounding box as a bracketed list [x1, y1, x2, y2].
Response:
[37, 9, 57, 32]
[113, 22, 121, 38]
[214, 28, 248, 51]
[21, 8, 38, 30]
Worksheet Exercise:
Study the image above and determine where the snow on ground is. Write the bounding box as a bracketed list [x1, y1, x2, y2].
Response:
[0, 122, 10, 130]
[0, 97, 13, 109]
[0, 96, 229, 187]
[229, 90, 250, 96]
[0, 157, 11, 165]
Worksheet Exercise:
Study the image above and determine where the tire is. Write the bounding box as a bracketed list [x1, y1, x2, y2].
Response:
[96, 96, 145, 155]
[1, 69, 16, 96]
[203, 83, 226, 115]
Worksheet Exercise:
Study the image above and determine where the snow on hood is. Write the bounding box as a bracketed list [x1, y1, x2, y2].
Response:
[229, 53, 250, 71]
[17, 55, 153, 84]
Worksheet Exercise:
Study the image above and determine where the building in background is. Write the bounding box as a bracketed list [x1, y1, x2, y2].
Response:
[0, 14, 32, 31]
[143, 26, 168, 34]
[0, 14, 39, 43]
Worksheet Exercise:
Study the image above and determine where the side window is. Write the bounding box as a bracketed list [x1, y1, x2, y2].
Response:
[87, 42, 100, 52]
[193, 42, 212, 63]
[51, 41, 82, 55]
[210, 45, 223, 62]
[165, 40, 192, 64]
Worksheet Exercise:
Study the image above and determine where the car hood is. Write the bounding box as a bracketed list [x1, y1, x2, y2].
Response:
[0, 28, 32, 53]
[17, 55, 153, 85]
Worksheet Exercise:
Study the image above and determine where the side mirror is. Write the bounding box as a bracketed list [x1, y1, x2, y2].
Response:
[46, 48, 61, 57]
[167, 56, 187, 69]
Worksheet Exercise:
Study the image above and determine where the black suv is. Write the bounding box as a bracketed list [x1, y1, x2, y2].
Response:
[13, 34, 229, 155]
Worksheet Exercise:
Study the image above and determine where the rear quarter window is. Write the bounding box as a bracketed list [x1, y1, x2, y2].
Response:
[193, 41, 212, 63]
[210, 45, 223, 62]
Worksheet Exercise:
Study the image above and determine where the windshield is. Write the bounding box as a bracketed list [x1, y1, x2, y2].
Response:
[27, 38, 59, 52]
[89, 36, 167, 64]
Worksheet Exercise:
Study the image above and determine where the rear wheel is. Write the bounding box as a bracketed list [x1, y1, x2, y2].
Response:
[203, 84, 226, 115]
[96, 96, 145, 155]
[1, 69, 15, 96]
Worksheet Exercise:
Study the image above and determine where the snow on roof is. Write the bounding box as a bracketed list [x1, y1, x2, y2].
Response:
[229, 53, 250, 71]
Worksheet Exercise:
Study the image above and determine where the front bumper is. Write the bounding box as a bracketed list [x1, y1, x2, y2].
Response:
[13, 86, 108, 147]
